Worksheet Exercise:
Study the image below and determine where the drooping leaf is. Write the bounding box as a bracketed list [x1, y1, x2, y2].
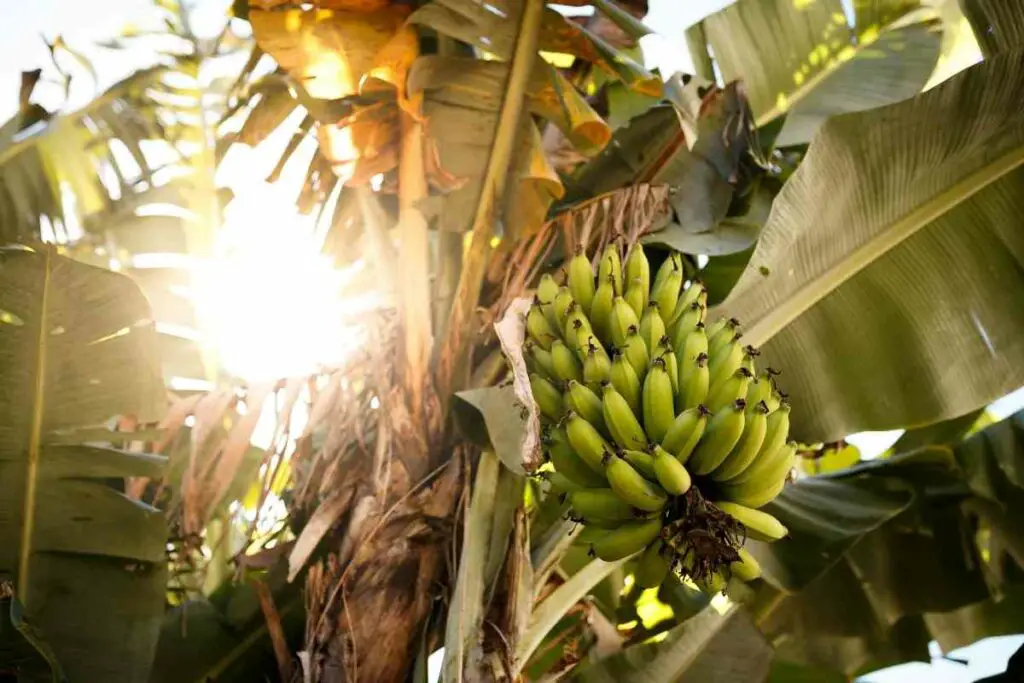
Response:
[703, 0, 943, 145]
[718, 51, 1024, 442]
[0, 246, 168, 682]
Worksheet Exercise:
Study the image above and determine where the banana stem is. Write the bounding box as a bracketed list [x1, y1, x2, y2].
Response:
[436, 0, 546, 401]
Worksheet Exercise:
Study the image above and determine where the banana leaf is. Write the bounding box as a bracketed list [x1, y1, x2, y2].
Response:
[718, 50, 1024, 442]
[0, 245, 168, 681]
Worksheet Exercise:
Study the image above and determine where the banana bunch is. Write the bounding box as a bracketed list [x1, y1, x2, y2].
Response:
[524, 243, 796, 594]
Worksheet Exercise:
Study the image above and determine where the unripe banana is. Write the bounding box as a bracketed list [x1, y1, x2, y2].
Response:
[652, 252, 683, 297]
[565, 410, 612, 473]
[745, 373, 774, 407]
[676, 321, 708, 368]
[622, 449, 657, 480]
[590, 517, 662, 561]
[639, 303, 667, 353]
[672, 281, 705, 321]
[527, 303, 557, 350]
[689, 399, 746, 475]
[642, 358, 675, 443]
[569, 488, 637, 521]
[714, 501, 789, 541]
[598, 243, 623, 296]
[651, 260, 682, 322]
[621, 326, 649, 380]
[653, 336, 679, 394]
[610, 296, 640, 348]
[575, 525, 611, 546]
[708, 337, 744, 388]
[652, 445, 692, 495]
[545, 426, 605, 486]
[724, 405, 791, 483]
[661, 405, 709, 463]
[563, 305, 592, 351]
[719, 443, 795, 508]
[624, 244, 650, 303]
[524, 341, 555, 380]
[706, 317, 740, 353]
[604, 452, 668, 512]
[530, 373, 564, 421]
[625, 278, 646, 319]
[679, 352, 710, 411]
[765, 386, 785, 413]
[635, 539, 670, 589]
[730, 547, 762, 582]
[582, 345, 612, 390]
[590, 274, 616, 345]
[697, 569, 728, 595]
[577, 515, 634, 530]
[552, 286, 575, 332]
[711, 400, 769, 481]
[565, 379, 607, 432]
[610, 350, 642, 418]
[670, 302, 705, 347]
[741, 345, 759, 376]
[551, 339, 582, 382]
[537, 273, 559, 305]
[707, 367, 753, 413]
[602, 383, 649, 450]
[546, 470, 585, 495]
[567, 249, 596, 315]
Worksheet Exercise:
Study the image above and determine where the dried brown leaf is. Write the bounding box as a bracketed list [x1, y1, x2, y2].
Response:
[493, 297, 543, 473]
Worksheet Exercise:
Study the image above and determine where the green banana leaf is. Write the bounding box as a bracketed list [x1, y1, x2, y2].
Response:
[701, 0, 943, 146]
[718, 50, 1024, 441]
[0, 245, 169, 681]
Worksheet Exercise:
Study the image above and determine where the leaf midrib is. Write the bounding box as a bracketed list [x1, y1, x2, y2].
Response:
[743, 142, 1024, 347]
[19, 245, 51, 599]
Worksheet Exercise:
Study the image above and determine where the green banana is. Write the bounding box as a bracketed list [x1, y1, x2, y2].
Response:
[622, 449, 657, 480]
[745, 372, 774, 406]
[651, 259, 682, 321]
[545, 426, 605, 485]
[537, 273, 559, 305]
[696, 569, 728, 595]
[569, 488, 637, 521]
[621, 326, 650, 380]
[624, 244, 650, 304]
[711, 400, 769, 481]
[635, 540, 670, 588]
[551, 339, 582, 382]
[741, 345, 759, 376]
[676, 321, 708, 367]
[582, 344, 612, 390]
[639, 303, 666, 352]
[661, 405, 709, 463]
[652, 445, 692, 495]
[590, 273, 616, 345]
[546, 470, 585, 494]
[725, 405, 791, 483]
[707, 367, 753, 413]
[602, 383, 649, 450]
[565, 380, 607, 435]
[610, 350, 642, 418]
[714, 501, 789, 541]
[652, 252, 683, 297]
[530, 373, 564, 421]
[563, 305, 592, 351]
[642, 358, 675, 443]
[527, 303, 557, 350]
[654, 336, 679, 394]
[679, 352, 710, 411]
[575, 525, 610, 546]
[730, 547, 762, 582]
[567, 249, 596, 314]
[689, 399, 746, 475]
[604, 452, 668, 512]
[625, 278, 646, 319]
[719, 443, 795, 508]
[565, 410, 612, 472]
[708, 336, 744, 388]
[707, 317, 740, 353]
[524, 341, 555, 379]
[552, 286, 575, 333]
[673, 280, 705, 320]
[670, 302, 704, 347]
[598, 243, 623, 296]
[610, 296, 640, 347]
[591, 517, 662, 561]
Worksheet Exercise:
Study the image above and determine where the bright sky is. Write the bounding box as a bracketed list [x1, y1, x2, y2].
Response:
[1, 1, 1020, 680]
